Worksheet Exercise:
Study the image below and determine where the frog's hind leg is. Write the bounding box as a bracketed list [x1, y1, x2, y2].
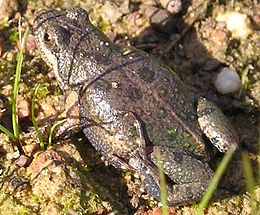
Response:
[81, 111, 148, 172]
[197, 97, 239, 153]
[150, 146, 214, 205]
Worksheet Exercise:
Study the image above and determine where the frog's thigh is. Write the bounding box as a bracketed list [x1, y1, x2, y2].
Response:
[82, 112, 141, 171]
[151, 146, 214, 204]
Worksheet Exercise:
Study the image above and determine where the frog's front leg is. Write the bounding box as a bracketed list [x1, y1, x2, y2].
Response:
[53, 91, 82, 139]
[150, 146, 214, 205]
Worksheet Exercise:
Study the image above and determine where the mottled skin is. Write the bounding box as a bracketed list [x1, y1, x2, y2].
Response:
[34, 8, 238, 205]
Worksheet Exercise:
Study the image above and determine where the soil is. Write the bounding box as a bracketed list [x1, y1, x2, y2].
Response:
[0, 0, 259, 214]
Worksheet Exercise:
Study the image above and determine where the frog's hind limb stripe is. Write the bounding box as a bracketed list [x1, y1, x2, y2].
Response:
[121, 111, 152, 160]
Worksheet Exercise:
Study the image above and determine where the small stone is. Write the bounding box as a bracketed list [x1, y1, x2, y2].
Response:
[16, 34, 36, 55]
[252, 14, 260, 29]
[17, 96, 31, 119]
[216, 11, 252, 39]
[100, 1, 125, 24]
[214, 67, 241, 94]
[22, 143, 39, 156]
[6, 150, 20, 160]
[160, 0, 182, 14]
[15, 154, 31, 167]
[6, 52, 15, 61]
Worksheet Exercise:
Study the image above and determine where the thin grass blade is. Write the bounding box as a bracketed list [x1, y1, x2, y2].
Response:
[0, 124, 17, 141]
[31, 83, 44, 150]
[12, 26, 29, 138]
[195, 148, 235, 215]
[156, 149, 168, 215]
[48, 119, 66, 146]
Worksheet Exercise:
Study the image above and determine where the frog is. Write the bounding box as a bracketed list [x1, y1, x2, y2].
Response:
[33, 7, 238, 205]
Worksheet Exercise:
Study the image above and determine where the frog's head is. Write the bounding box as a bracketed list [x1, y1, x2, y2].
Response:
[34, 7, 96, 88]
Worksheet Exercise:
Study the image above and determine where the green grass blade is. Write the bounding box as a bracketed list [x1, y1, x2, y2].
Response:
[12, 26, 29, 139]
[241, 151, 258, 214]
[156, 150, 168, 215]
[195, 148, 235, 215]
[48, 119, 66, 146]
[0, 124, 17, 141]
[31, 83, 44, 150]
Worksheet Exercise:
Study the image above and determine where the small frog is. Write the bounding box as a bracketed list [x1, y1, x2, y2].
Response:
[34, 7, 238, 205]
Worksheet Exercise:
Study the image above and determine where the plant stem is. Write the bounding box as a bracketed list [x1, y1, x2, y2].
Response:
[31, 83, 44, 150]
[156, 149, 168, 215]
[195, 148, 235, 215]
[48, 119, 66, 146]
[0, 124, 17, 141]
[12, 26, 29, 139]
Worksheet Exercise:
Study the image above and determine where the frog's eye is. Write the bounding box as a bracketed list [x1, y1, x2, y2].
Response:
[43, 30, 55, 46]
[44, 33, 52, 42]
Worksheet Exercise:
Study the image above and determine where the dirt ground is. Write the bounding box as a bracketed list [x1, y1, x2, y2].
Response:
[0, 0, 259, 214]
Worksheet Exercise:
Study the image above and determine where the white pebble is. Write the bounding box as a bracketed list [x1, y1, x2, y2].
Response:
[216, 11, 252, 39]
[214, 67, 241, 94]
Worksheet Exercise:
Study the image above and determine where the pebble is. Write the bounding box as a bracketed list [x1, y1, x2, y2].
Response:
[16, 34, 36, 55]
[214, 67, 242, 94]
[216, 11, 252, 39]
[15, 154, 31, 167]
[17, 96, 31, 119]
[160, 0, 182, 14]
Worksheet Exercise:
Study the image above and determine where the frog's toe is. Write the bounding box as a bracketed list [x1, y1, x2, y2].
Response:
[167, 181, 210, 205]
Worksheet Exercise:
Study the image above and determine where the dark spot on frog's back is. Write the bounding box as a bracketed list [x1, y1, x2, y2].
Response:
[92, 52, 111, 65]
[139, 67, 155, 83]
[95, 79, 111, 91]
[128, 86, 142, 101]
[172, 152, 183, 163]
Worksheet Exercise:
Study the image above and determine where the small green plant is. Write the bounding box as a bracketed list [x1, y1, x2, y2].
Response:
[0, 26, 29, 141]
[0, 123, 16, 141]
[9, 29, 19, 43]
[31, 194, 46, 204]
[156, 149, 168, 215]
[195, 148, 236, 215]
[0, 17, 10, 30]
[240, 64, 253, 92]
[241, 151, 258, 214]
[48, 119, 66, 146]
[31, 83, 44, 149]
[36, 85, 50, 99]
[0, 24, 63, 150]
[12, 26, 29, 139]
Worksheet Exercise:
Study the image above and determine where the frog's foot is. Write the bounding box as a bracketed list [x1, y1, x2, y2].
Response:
[197, 97, 239, 153]
[53, 91, 82, 139]
[100, 153, 131, 171]
[148, 146, 214, 205]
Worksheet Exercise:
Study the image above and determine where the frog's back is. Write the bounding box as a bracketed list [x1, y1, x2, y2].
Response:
[81, 48, 206, 157]
[33, 7, 206, 157]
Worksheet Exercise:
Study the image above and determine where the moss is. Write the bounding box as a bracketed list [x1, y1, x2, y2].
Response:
[35, 85, 50, 100]
[9, 29, 19, 44]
